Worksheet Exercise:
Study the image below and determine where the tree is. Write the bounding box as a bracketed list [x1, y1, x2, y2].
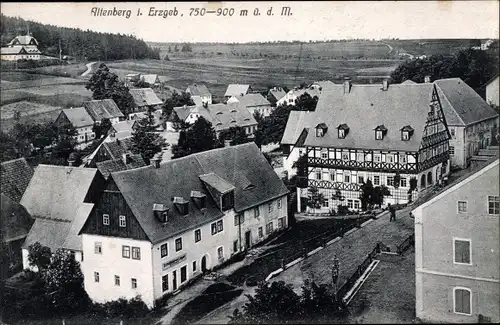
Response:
[170, 112, 190, 131]
[292, 153, 308, 188]
[0, 132, 20, 162]
[85, 63, 135, 115]
[171, 117, 218, 159]
[307, 186, 325, 214]
[253, 110, 264, 124]
[359, 179, 375, 211]
[162, 91, 195, 119]
[134, 79, 151, 88]
[181, 43, 192, 52]
[372, 185, 391, 208]
[131, 109, 165, 163]
[174, 44, 179, 52]
[254, 104, 291, 146]
[393, 172, 401, 205]
[408, 177, 418, 202]
[168, 46, 172, 53]
[92, 118, 112, 139]
[295, 92, 319, 111]
[44, 249, 90, 313]
[27, 242, 52, 272]
[218, 126, 252, 146]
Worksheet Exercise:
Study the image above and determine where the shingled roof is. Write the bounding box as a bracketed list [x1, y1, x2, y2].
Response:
[129, 88, 163, 108]
[268, 87, 286, 101]
[224, 84, 250, 97]
[1, 193, 34, 242]
[100, 143, 289, 244]
[61, 107, 94, 128]
[302, 83, 436, 151]
[1, 158, 34, 203]
[96, 154, 147, 179]
[187, 83, 211, 97]
[102, 137, 135, 160]
[83, 99, 124, 122]
[230, 93, 271, 107]
[434, 78, 499, 126]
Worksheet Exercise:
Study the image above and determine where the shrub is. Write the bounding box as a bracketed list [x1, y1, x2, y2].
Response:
[91, 296, 150, 318]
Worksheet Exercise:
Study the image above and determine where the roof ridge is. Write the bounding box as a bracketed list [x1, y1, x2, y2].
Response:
[435, 83, 466, 126]
[0, 157, 27, 166]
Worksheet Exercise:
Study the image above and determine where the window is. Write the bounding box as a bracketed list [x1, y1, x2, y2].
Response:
[450, 128, 456, 138]
[278, 198, 282, 209]
[162, 275, 169, 292]
[450, 146, 455, 155]
[217, 220, 223, 232]
[322, 199, 329, 208]
[131, 278, 137, 289]
[193, 261, 197, 273]
[181, 266, 187, 283]
[347, 199, 353, 209]
[321, 151, 327, 159]
[115, 275, 120, 286]
[161, 243, 168, 257]
[278, 217, 285, 229]
[387, 176, 394, 186]
[254, 207, 260, 218]
[195, 229, 201, 242]
[387, 154, 394, 163]
[266, 222, 274, 234]
[375, 130, 383, 140]
[338, 129, 345, 139]
[344, 173, 350, 183]
[454, 288, 472, 315]
[217, 246, 224, 260]
[211, 222, 217, 235]
[315, 170, 321, 180]
[402, 131, 409, 141]
[94, 242, 102, 254]
[358, 176, 364, 184]
[119, 215, 126, 227]
[458, 201, 467, 213]
[175, 238, 183, 251]
[374, 154, 381, 163]
[454, 239, 471, 265]
[399, 154, 407, 164]
[488, 196, 499, 214]
[316, 128, 324, 137]
[233, 240, 239, 252]
[342, 152, 349, 161]
[268, 202, 274, 213]
[122, 245, 130, 258]
[373, 176, 380, 186]
[132, 247, 141, 260]
[258, 227, 263, 238]
[94, 272, 100, 283]
[103, 214, 109, 225]
[400, 177, 407, 188]
[330, 172, 336, 181]
[354, 200, 360, 209]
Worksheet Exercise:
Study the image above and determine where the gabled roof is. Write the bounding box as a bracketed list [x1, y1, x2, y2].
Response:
[83, 99, 124, 121]
[485, 75, 499, 88]
[231, 93, 271, 108]
[434, 78, 499, 126]
[104, 143, 289, 244]
[129, 88, 163, 107]
[111, 120, 137, 133]
[224, 84, 250, 97]
[20, 165, 98, 221]
[268, 87, 286, 101]
[1, 193, 34, 242]
[140, 74, 160, 85]
[102, 137, 135, 160]
[199, 173, 236, 193]
[96, 154, 146, 179]
[8, 35, 39, 46]
[302, 83, 435, 151]
[61, 107, 95, 128]
[187, 83, 211, 97]
[1, 158, 34, 203]
[281, 110, 316, 145]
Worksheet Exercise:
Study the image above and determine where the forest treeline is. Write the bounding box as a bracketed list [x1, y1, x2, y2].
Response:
[0, 14, 161, 61]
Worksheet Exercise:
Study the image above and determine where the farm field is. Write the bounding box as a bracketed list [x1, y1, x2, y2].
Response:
[383, 39, 479, 57]
[0, 100, 64, 133]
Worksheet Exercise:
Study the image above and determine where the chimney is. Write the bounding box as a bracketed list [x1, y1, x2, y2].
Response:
[382, 79, 389, 91]
[343, 78, 351, 94]
[122, 152, 131, 164]
[424, 75, 431, 83]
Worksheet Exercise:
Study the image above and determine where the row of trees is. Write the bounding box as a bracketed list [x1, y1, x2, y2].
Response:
[0, 14, 161, 60]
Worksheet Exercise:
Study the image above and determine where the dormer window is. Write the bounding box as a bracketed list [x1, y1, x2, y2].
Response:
[153, 203, 169, 223]
[315, 123, 327, 137]
[337, 124, 349, 139]
[374, 125, 388, 140]
[400, 125, 414, 141]
[191, 191, 207, 209]
[173, 197, 189, 215]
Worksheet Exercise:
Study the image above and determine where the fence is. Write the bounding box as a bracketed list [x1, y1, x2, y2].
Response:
[396, 233, 415, 255]
[336, 242, 381, 301]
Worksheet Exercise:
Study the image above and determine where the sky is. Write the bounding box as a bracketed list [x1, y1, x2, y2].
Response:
[1, 1, 499, 43]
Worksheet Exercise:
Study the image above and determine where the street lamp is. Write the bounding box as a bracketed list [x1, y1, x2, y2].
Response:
[332, 255, 340, 301]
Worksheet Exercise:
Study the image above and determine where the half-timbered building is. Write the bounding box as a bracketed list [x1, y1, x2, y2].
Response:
[295, 80, 451, 212]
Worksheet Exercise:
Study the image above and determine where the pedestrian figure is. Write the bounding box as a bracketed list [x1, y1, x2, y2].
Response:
[388, 203, 396, 221]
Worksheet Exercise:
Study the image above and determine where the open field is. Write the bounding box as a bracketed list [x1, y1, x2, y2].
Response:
[383, 39, 480, 57]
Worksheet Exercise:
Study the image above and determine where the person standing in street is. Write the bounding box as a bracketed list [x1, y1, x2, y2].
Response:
[388, 203, 396, 221]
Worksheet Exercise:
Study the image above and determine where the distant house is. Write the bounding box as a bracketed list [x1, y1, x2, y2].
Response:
[109, 120, 139, 137]
[1, 194, 34, 275]
[172, 102, 258, 137]
[186, 83, 212, 106]
[83, 99, 125, 125]
[1, 157, 34, 203]
[21, 165, 105, 269]
[481, 39, 494, 50]
[224, 84, 251, 100]
[276, 83, 324, 107]
[96, 152, 147, 180]
[91, 136, 136, 166]
[55, 107, 96, 143]
[485, 75, 499, 107]
[125, 74, 141, 87]
[267, 87, 286, 107]
[140, 74, 161, 87]
[128, 88, 163, 119]
[1, 34, 41, 61]
[227, 93, 272, 117]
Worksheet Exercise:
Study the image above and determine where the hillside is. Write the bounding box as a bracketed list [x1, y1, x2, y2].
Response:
[0, 14, 160, 61]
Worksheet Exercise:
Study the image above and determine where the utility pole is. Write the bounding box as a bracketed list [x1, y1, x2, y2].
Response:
[332, 255, 340, 302]
[59, 39, 62, 61]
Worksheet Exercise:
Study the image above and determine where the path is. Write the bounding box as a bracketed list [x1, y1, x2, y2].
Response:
[81, 61, 98, 77]
[380, 42, 394, 55]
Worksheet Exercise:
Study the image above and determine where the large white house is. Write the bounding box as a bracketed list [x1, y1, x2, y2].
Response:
[55, 107, 96, 143]
[1, 34, 41, 61]
[79, 143, 289, 308]
[186, 83, 212, 106]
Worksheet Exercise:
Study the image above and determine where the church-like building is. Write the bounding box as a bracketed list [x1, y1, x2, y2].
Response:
[1, 34, 41, 61]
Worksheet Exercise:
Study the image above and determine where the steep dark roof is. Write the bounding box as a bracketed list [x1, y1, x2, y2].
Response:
[1, 193, 34, 242]
[268, 87, 286, 101]
[129, 88, 163, 107]
[434, 78, 499, 126]
[83, 99, 124, 121]
[1, 158, 34, 203]
[96, 154, 147, 179]
[302, 83, 435, 151]
[187, 83, 211, 97]
[106, 143, 289, 244]
[102, 137, 135, 160]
